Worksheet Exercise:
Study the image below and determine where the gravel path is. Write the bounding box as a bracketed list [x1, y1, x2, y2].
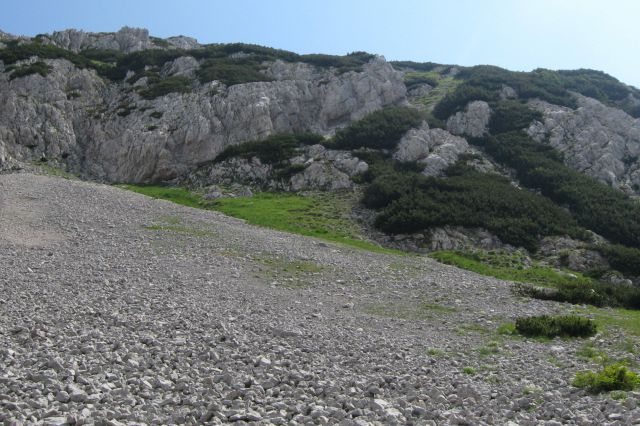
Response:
[1, 173, 639, 425]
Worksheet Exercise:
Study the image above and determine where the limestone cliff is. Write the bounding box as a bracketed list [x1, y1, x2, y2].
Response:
[0, 29, 406, 182]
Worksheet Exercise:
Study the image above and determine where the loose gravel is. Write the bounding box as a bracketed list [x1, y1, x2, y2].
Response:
[1, 173, 639, 425]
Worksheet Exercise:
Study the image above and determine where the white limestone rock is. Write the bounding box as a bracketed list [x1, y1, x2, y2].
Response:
[446, 101, 492, 137]
[527, 95, 640, 193]
[393, 122, 469, 176]
[0, 53, 405, 182]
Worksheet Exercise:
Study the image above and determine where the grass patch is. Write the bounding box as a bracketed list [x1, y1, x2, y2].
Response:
[578, 307, 640, 336]
[117, 185, 400, 254]
[430, 250, 592, 289]
[476, 340, 502, 357]
[462, 367, 476, 375]
[211, 191, 400, 254]
[408, 73, 462, 111]
[33, 163, 79, 180]
[426, 348, 446, 357]
[576, 342, 608, 364]
[497, 322, 517, 336]
[117, 184, 217, 209]
[515, 315, 596, 338]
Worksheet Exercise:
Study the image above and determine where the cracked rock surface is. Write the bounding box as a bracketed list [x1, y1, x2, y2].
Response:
[1, 172, 639, 425]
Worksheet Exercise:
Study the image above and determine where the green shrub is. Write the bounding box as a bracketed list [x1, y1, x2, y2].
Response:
[196, 58, 272, 85]
[390, 61, 444, 72]
[8, 61, 52, 79]
[596, 244, 640, 277]
[299, 51, 375, 74]
[149, 111, 163, 119]
[518, 278, 640, 310]
[139, 76, 192, 99]
[515, 315, 596, 338]
[431, 65, 640, 120]
[573, 363, 640, 393]
[478, 133, 640, 250]
[365, 163, 584, 251]
[215, 133, 323, 165]
[331, 107, 425, 150]
[404, 71, 439, 91]
[432, 83, 497, 119]
[488, 100, 542, 133]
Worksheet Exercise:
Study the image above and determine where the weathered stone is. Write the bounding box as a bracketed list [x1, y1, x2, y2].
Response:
[446, 101, 491, 137]
[393, 122, 469, 176]
[527, 95, 640, 194]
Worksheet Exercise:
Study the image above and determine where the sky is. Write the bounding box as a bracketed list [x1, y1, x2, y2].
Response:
[2, 0, 639, 88]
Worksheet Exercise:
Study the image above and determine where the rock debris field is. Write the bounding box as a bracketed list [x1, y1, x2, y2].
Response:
[1, 173, 639, 425]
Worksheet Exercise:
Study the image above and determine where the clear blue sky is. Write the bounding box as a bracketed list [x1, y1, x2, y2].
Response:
[2, 0, 639, 88]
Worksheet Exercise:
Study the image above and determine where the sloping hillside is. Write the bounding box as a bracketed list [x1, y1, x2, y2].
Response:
[1, 172, 640, 424]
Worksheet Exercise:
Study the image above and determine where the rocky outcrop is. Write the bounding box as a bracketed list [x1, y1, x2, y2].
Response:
[527, 96, 640, 193]
[290, 144, 368, 191]
[393, 122, 470, 176]
[161, 56, 200, 78]
[45, 27, 186, 53]
[0, 46, 405, 182]
[446, 101, 491, 138]
[187, 144, 367, 192]
[376, 225, 508, 253]
[427, 226, 506, 251]
[538, 236, 609, 272]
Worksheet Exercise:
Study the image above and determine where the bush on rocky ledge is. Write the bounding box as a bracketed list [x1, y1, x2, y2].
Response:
[330, 107, 425, 150]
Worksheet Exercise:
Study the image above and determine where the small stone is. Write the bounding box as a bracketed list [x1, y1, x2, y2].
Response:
[56, 391, 70, 403]
[43, 417, 70, 426]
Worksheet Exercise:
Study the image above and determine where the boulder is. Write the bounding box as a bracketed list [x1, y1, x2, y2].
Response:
[394, 122, 469, 176]
[446, 101, 491, 137]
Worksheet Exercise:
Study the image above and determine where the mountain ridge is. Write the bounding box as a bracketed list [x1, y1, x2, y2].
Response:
[1, 26, 640, 283]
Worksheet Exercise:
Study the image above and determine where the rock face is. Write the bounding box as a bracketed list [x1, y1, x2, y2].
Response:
[446, 101, 491, 137]
[393, 122, 469, 176]
[527, 96, 640, 193]
[0, 38, 406, 182]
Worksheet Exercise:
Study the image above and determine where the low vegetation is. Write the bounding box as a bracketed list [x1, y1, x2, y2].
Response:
[138, 75, 192, 99]
[211, 191, 397, 253]
[430, 250, 594, 288]
[329, 106, 425, 150]
[363, 162, 584, 251]
[7, 61, 52, 80]
[432, 65, 640, 119]
[0, 38, 376, 89]
[477, 133, 640, 250]
[515, 315, 597, 338]
[117, 184, 397, 254]
[518, 280, 640, 310]
[488, 100, 542, 134]
[573, 363, 640, 393]
[214, 133, 324, 165]
[403, 71, 439, 91]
